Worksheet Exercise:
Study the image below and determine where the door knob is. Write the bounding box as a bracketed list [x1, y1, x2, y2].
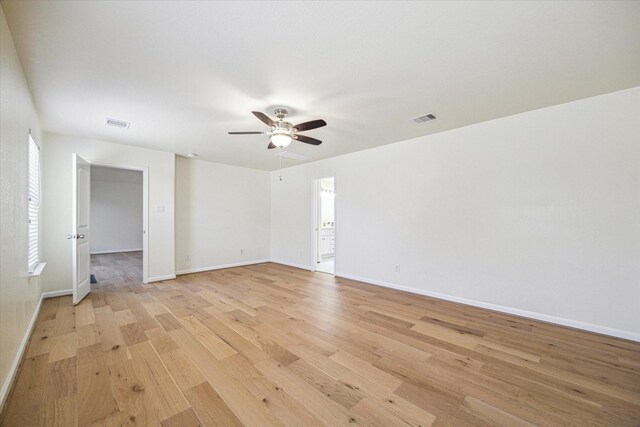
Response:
[77, 234, 85, 239]
[67, 234, 76, 239]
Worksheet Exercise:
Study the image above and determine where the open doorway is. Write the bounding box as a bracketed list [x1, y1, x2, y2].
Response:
[314, 177, 335, 274]
[89, 165, 147, 284]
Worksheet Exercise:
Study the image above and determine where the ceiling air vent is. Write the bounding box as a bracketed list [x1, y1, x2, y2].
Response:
[412, 113, 436, 123]
[105, 118, 131, 129]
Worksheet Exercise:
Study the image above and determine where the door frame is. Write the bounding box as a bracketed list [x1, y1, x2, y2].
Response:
[90, 162, 150, 284]
[311, 175, 336, 273]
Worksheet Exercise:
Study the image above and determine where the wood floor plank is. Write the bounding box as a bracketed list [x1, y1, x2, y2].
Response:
[155, 312, 183, 331]
[46, 356, 77, 398]
[44, 394, 77, 427]
[76, 344, 117, 425]
[127, 341, 190, 420]
[245, 376, 325, 427]
[159, 348, 207, 391]
[254, 357, 353, 426]
[109, 357, 161, 425]
[48, 332, 78, 363]
[160, 407, 202, 427]
[93, 305, 128, 366]
[26, 319, 55, 358]
[183, 381, 243, 427]
[145, 326, 181, 354]
[5, 354, 49, 403]
[170, 327, 284, 426]
[349, 396, 413, 426]
[75, 299, 95, 327]
[460, 395, 535, 427]
[180, 315, 238, 360]
[77, 323, 100, 348]
[330, 350, 403, 392]
[2, 252, 639, 426]
[53, 297, 76, 336]
[113, 308, 137, 326]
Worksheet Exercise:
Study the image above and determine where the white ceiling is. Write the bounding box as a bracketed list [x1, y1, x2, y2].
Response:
[3, 1, 639, 171]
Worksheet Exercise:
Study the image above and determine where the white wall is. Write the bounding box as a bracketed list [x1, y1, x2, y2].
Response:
[0, 5, 43, 408]
[271, 87, 640, 340]
[90, 166, 143, 254]
[42, 133, 175, 290]
[175, 156, 270, 273]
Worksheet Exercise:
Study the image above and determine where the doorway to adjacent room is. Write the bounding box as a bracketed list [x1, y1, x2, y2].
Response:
[89, 164, 148, 288]
[314, 177, 335, 274]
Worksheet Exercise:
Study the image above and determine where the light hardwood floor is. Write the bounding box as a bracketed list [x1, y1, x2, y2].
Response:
[2, 252, 639, 426]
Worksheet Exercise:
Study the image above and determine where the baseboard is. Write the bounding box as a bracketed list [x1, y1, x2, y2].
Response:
[42, 289, 72, 298]
[176, 259, 270, 275]
[90, 248, 143, 255]
[335, 271, 640, 342]
[147, 274, 176, 283]
[0, 293, 43, 413]
[270, 259, 313, 271]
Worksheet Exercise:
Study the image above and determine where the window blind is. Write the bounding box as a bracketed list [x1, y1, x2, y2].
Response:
[28, 135, 40, 273]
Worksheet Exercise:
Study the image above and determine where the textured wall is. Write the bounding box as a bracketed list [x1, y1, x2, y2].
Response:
[0, 5, 43, 407]
[42, 133, 176, 289]
[271, 87, 640, 339]
[175, 156, 271, 273]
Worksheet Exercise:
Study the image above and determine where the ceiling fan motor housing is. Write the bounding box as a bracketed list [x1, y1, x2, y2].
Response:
[274, 108, 288, 120]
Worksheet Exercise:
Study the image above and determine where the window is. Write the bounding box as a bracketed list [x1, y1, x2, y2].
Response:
[28, 134, 40, 273]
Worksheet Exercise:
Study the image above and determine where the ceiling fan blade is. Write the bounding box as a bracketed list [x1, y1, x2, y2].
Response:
[252, 111, 275, 127]
[293, 119, 326, 132]
[268, 142, 277, 149]
[228, 131, 265, 135]
[294, 134, 322, 145]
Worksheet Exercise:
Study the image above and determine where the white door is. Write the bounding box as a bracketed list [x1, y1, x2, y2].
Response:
[72, 154, 91, 304]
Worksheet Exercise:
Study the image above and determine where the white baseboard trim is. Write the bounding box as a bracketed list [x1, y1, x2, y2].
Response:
[147, 274, 177, 283]
[335, 271, 640, 342]
[176, 259, 270, 276]
[0, 293, 43, 412]
[270, 259, 313, 271]
[90, 248, 143, 255]
[42, 289, 73, 298]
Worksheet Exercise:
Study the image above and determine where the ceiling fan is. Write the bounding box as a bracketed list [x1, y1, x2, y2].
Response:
[229, 109, 326, 149]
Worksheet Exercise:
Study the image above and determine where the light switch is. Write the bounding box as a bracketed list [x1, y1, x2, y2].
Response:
[156, 205, 165, 214]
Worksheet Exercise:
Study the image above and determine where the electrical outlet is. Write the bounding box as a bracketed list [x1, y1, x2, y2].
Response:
[394, 265, 400, 273]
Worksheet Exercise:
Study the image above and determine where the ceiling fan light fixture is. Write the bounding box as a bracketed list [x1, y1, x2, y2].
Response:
[270, 131, 292, 147]
[229, 109, 326, 149]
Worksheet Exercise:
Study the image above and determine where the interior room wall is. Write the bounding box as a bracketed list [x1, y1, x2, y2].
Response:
[0, 5, 44, 408]
[175, 156, 270, 273]
[90, 166, 143, 254]
[42, 133, 176, 290]
[271, 87, 640, 340]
